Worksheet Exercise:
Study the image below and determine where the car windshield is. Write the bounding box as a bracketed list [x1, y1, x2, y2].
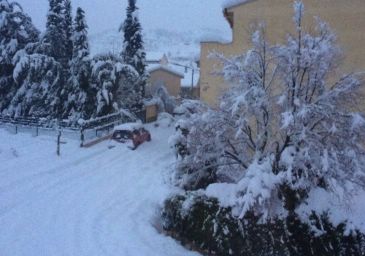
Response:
[114, 130, 132, 139]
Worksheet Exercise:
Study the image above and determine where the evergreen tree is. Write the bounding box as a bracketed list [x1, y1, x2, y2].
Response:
[41, 0, 66, 65]
[91, 53, 138, 117]
[40, 0, 74, 118]
[0, 0, 39, 112]
[7, 46, 62, 118]
[63, 7, 93, 122]
[63, 0, 73, 63]
[120, 0, 147, 111]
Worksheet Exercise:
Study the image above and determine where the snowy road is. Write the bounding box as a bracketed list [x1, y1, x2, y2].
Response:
[0, 125, 199, 256]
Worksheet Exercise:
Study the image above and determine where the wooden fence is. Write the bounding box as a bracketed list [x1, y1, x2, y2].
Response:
[0, 111, 136, 146]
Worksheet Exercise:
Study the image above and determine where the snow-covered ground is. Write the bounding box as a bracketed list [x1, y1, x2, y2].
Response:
[0, 122, 199, 256]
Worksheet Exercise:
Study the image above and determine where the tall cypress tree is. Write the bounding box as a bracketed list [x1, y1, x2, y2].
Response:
[41, 0, 74, 118]
[120, 0, 147, 111]
[71, 7, 90, 90]
[42, 0, 66, 65]
[63, 0, 73, 63]
[41, 0, 72, 68]
[63, 7, 93, 121]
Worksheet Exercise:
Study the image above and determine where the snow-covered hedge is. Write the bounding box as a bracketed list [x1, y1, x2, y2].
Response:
[162, 193, 365, 256]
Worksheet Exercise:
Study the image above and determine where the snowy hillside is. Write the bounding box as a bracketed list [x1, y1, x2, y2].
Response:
[0, 120, 199, 256]
[16, 0, 231, 36]
[16, 0, 232, 62]
[90, 27, 230, 61]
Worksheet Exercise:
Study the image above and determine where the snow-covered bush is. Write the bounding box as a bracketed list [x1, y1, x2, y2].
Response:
[169, 100, 234, 190]
[222, 1, 365, 219]
[154, 112, 175, 128]
[169, 0, 365, 229]
[148, 82, 177, 114]
[162, 193, 365, 256]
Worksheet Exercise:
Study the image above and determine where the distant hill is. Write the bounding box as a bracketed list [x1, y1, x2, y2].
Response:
[16, 0, 232, 62]
[89, 27, 231, 62]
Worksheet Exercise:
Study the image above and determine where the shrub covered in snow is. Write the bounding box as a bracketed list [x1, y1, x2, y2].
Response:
[172, 0, 365, 217]
[164, 1, 365, 254]
[147, 83, 177, 114]
[169, 100, 229, 190]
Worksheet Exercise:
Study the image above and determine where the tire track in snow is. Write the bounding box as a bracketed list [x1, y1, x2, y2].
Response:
[0, 127, 200, 256]
[0, 147, 110, 217]
[43, 152, 126, 256]
[0, 146, 128, 255]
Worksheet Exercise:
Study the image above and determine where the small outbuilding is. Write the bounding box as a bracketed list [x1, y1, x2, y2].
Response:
[146, 53, 200, 99]
[148, 64, 184, 98]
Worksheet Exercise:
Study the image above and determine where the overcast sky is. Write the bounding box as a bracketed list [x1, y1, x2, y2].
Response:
[16, 0, 230, 35]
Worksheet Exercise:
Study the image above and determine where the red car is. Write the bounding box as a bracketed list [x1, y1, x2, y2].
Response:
[112, 122, 151, 150]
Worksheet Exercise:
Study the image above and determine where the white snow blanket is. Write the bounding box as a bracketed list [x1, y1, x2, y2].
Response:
[0, 124, 199, 256]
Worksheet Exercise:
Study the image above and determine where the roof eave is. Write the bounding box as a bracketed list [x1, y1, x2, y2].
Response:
[148, 66, 184, 78]
[224, 0, 257, 11]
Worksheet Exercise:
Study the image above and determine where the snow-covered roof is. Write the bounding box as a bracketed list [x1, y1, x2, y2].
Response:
[114, 122, 143, 131]
[146, 54, 200, 88]
[222, 0, 253, 9]
[143, 98, 159, 106]
[148, 64, 185, 78]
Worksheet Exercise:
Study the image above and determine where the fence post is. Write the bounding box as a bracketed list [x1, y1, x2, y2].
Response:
[15, 125, 18, 134]
[57, 130, 61, 156]
[80, 129, 84, 148]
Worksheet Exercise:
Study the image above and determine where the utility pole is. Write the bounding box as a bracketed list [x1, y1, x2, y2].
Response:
[191, 68, 195, 99]
[170, 61, 199, 99]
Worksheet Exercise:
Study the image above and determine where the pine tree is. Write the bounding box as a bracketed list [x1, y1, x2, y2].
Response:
[39, 0, 74, 119]
[63, 7, 93, 122]
[120, 0, 147, 112]
[91, 53, 139, 117]
[8, 48, 62, 118]
[0, 0, 39, 113]
[42, 0, 66, 65]
[63, 0, 73, 63]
